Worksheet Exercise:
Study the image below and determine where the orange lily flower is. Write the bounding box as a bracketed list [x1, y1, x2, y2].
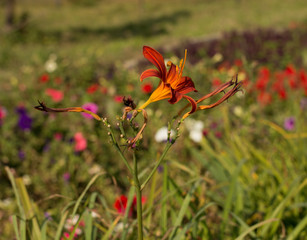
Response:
[138, 46, 197, 113]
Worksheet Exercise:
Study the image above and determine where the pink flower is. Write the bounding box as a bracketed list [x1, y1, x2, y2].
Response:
[45, 88, 64, 102]
[0, 106, 6, 125]
[0, 106, 6, 120]
[54, 132, 63, 141]
[114, 95, 124, 103]
[61, 232, 70, 240]
[74, 132, 87, 152]
[81, 103, 98, 119]
[63, 172, 70, 182]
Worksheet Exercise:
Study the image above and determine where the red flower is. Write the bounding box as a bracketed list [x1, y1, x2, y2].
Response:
[278, 88, 287, 99]
[234, 59, 243, 67]
[288, 77, 298, 89]
[285, 64, 296, 76]
[114, 195, 146, 217]
[87, 84, 99, 94]
[100, 87, 108, 94]
[257, 91, 272, 106]
[212, 78, 222, 88]
[55, 77, 62, 84]
[40, 74, 49, 83]
[255, 67, 270, 91]
[45, 88, 64, 102]
[299, 70, 307, 88]
[141, 83, 153, 94]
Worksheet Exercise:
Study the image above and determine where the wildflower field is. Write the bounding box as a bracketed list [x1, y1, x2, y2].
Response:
[1, 0, 307, 239]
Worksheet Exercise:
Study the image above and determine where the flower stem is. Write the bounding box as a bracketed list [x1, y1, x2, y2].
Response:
[133, 152, 143, 240]
[141, 142, 172, 191]
[102, 119, 133, 175]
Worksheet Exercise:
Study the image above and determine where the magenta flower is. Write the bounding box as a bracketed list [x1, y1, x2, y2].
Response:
[284, 117, 295, 131]
[0, 106, 6, 125]
[81, 103, 98, 119]
[63, 172, 70, 182]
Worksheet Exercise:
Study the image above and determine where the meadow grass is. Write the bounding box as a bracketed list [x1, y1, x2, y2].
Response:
[1, 0, 307, 239]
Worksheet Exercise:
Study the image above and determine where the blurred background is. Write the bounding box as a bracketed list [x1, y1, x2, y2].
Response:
[0, 0, 307, 239]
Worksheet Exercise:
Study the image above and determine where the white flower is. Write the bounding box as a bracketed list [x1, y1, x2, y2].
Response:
[233, 106, 243, 117]
[88, 164, 101, 175]
[22, 175, 31, 185]
[184, 118, 204, 143]
[45, 54, 57, 73]
[65, 215, 80, 229]
[154, 126, 175, 143]
[212, 53, 223, 63]
[189, 130, 203, 143]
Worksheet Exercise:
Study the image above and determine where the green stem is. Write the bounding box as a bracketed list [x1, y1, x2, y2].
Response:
[114, 142, 133, 175]
[102, 119, 133, 175]
[133, 152, 143, 240]
[141, 142, 172, 191]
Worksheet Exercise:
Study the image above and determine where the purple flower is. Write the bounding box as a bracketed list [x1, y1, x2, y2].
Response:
[63, 172, 70, 182]
[81, 103, 98, 119]
[157, 165, 164, 173]
[126, 113, 132, 120]
[284, 117, 295, 131]
[16, 106, 32, 131]
[44, 212, 52, 221]
[18, 150, 25, 161]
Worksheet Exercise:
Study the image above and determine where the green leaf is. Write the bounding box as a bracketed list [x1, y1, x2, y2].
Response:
[12, 215, 21, 240]
[55, 211, 69, 240]
[261, 177, 307, 236]
[101, 217, 121, 240]
[72, 172, 104, 217]
[235, 218, 278, 240]
[169, 179, 200, 239]
[220, 159, 246, 237]
[287, 214, 307, 240]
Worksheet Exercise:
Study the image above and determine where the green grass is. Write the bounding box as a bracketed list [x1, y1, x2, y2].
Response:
[1, 0, 307, 239]
[1, 0, 307, 64]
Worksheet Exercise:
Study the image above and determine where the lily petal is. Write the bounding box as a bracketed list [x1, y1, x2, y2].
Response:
[183, 95, 197, 114]
[175, 77, 197, 94]
[166, 63, 177, 83]
[143, 46, 167, 81]
[140, 69, 161, 82]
